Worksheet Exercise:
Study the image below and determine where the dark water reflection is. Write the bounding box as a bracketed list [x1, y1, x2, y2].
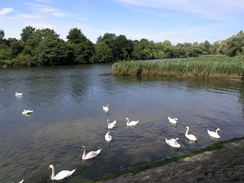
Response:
[0, 64, 243, 183]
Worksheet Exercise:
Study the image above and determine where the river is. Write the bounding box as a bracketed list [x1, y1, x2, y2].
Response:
[0, 64, 243, 183]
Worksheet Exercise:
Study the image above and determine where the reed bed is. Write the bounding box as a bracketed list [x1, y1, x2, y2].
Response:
[112, 55, 244, 80]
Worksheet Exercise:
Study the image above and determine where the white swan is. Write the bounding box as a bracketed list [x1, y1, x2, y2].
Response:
[105, 131, 112, 142]
[22, 109, 33, 116]
[165, 138, 181, 148]
[185, 126, 198, 141]
[126, 118, 139, 127]
[168, 117, 178, 125]
[15, 92, 23, 97]
[19, 180, 24, 183]
[107, 119, 116, 129]
[103, 105, 109, 113]
[207, 128, 220, 138]
[81, 146, 101, 160]
[48, 165, 76, 181]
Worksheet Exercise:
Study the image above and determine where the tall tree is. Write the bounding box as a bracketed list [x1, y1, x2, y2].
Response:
[67, 28, 87, 44]
[33, 38, 72, 65]
[0, 29, 4, 41]
[20, 26, 35, 42]
[67, 28, 95, 63]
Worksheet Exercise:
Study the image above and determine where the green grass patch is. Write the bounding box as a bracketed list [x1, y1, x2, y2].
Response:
[90, 137, 244, 182]
[112, 55, 244, 80]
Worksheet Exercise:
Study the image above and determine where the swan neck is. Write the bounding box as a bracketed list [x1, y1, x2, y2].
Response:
[82, 148, 86, 159]
[185, 127, 189, 135]
[50, 166, 55, 179]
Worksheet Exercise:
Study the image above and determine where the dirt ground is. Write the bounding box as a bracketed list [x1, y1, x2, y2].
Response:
[98, 140, 244, 183]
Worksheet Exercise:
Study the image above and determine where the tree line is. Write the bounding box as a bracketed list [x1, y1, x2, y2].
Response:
[0, 26, 243, 66]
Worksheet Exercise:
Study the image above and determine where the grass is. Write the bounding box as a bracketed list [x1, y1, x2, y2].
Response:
[112, 55, 244, 80]
[90, 137, 244, 182]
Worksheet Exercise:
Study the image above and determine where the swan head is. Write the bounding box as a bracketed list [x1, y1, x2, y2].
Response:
[174, 118, 178, 121]
[48, 165, 54, 169]
[107, 119, 110, 123]
[186, 126, 189, 129]
[216, 128, 220, 132]
[176, 138, 179, 141]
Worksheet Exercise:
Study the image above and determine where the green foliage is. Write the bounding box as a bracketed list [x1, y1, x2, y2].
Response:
[0, 48, 11, 60]
[70, 42, 95, 64]
[7, 38, 24, 58]
[0, 27, 243, 67]
[94, 41, 113, 63]
[14, 53, 31, 63]
[94, 33, 133, 62]
[67, 28, 87, 44]
[21, 26, 35, 42]
[0, 29, 4, 41]
[217, 31, 244, 56]
[33, 38, 72, 65]
[67, 28, 95, 63]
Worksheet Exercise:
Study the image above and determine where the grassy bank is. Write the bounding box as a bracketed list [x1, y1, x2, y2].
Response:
[112, 55, 244, 80]
[91, 137, 244, 182]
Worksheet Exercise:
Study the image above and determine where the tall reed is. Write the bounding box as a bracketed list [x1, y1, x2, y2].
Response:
[112, 55, 244, 80]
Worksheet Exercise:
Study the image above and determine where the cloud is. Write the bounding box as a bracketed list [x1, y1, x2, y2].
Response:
[26, 3, 65, 17]
[14, 14, 43, 19]
[0, 8, 13, 15]
[115, 0, 244, 20]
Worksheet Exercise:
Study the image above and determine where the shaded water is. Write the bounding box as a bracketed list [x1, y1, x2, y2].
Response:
[0, 64, 243, 183]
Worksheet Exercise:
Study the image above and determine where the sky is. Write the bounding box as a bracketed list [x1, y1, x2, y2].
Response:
[0, 0, 243, 44]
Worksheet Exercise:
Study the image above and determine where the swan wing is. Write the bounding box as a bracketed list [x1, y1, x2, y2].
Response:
[168, 117, 177, 124]
[186, 134, 197, 141]
[128, 120, 139, 126]
[111, 120, 116, 127]
[85, 149, 101, 159]
[207, 129, 220, 138]
[52, 169, 76, 180]
[166, 139, 181, 148]
[19, 180, 24, 183]
[108, 120, 116, 129]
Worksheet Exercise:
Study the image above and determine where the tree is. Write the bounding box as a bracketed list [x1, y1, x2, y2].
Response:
[0, 29, 4, 41]
[23, 28, 59, 56]
[21, 26, 35, 42]
[67, 28, 87, 44]
[70, 41, 95, 64]
[67, 28, 95, 63]
[217, 31, 244, 56]
[94, 42, 113, 63]
[33, 38, 72, 65]
[113, 35, 133, 60]
[7, 38, 24, 58]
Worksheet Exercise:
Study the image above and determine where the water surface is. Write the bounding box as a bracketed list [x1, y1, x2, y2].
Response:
[0, 64, 243, 183]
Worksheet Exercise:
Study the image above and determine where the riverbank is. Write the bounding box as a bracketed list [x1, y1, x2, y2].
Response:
[112, 55, 244, 80]
[0, 60, 31, 68]
[94, 138, 244, 183]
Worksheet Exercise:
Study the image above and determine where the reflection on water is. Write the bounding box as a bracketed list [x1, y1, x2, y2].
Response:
[0, 64, 243, 183]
